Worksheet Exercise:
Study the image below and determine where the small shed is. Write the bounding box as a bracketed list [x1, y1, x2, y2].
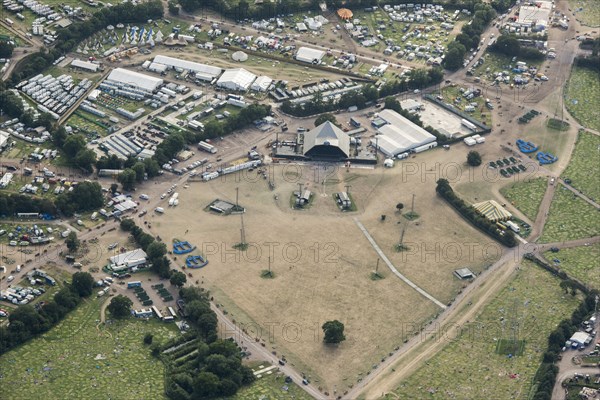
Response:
[454, 268, 475, 280]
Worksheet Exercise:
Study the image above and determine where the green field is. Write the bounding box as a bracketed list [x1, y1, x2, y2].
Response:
[539, 185, 600, 243]
[543, 243, 600, 290]
[500, 177, 548, 221]
[572, 0, 600, 27]
[561, 130, 600, 202]
[565, 66, 600, 131]
[232, 365, 313, 400]
[388, 260, 581, 400]
[0, 297, 178, 400]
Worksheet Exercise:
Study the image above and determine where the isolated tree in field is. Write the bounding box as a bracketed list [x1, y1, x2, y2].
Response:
[71, 272, 94, 297]
[467, 150, 482, 166]
[66, 231, 80, 253]
[107, 295, 133, 319]
[322, 320, 346, 344]
[170, 271, 187, 287]
[314, 113, 339, 127]
[396, 203, 404, 213]
[143, 333, 153, 345]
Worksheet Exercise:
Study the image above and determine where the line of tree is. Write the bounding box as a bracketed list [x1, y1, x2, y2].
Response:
[0, 173, 102, 217]
[164, 286, 255, 399]
[120, 218, 172, 278]
[9, 1, 164, 84]
[574, 55, 600, 73]
[49, 129, 97, 173]
[579, 37, 600, 56]
[443, 3, 497, 70]
[435, 179, 517, 247]
[0, 193, 57, 216]
[281, 68, 443, 117]
[530, 289, 598, 400]
[0, 272, 95, 355]
[488, 34, 546, 62]
[178, 0, 320, 21]
[54, 180, 105, 216]
[0, 40, 14, 59]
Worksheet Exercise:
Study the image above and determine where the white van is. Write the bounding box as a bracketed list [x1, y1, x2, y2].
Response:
[16, 265, 21, 272]
[7, 276, 14, 282]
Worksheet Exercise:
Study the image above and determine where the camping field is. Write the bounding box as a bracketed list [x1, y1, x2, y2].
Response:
[0, 297, 178, 400]
[572, 0, 600, 27]
[386, 260, 581, 400]
[539, 185, 600, 243]
[564, 66, 600, 132]
[561, 130, 600, 202]
[500, 177, 548, 221]
[542, 243, 600, 290]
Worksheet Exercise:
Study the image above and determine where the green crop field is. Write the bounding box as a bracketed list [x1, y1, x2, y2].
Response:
[500, 177, 548, 221]
[565, 66, 600, 131]
[0, 297, 179, 400]
[543, 243, 600, 290]
[561, 130, 600, 202]
[539, 185, 600, 243]
[387, 260, 581, 400]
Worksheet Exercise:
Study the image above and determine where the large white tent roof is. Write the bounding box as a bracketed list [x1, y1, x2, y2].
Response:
[106, 68, 163, 92]
[250, 75, 273, 92]
[153, 55, 222, 79]
[371, 109, 436, 156]
[71, 59, 99, 72]
[296, 47, 325, 63]
[217, 68, 257, 91]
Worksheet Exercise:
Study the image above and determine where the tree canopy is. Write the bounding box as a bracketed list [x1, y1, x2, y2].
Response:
[71, 272, 94, 297]
[107, 295, 133, 319]
[314, 113, 340, 127]
[467, 150, 482, 166]
[66, 231, 80, 253]
[322, 320, 346, 344]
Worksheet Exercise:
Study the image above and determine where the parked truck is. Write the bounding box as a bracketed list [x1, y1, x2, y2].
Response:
[505, 220, 520, 234]
[198, 141, 217, 154]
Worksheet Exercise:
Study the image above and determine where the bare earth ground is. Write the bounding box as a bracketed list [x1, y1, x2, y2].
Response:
[146, 165, 439, 391]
